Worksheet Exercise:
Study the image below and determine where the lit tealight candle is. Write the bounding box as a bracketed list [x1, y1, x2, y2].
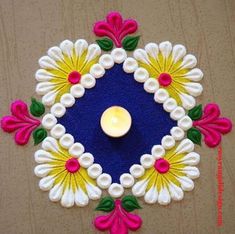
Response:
[100, 106, 132, 137]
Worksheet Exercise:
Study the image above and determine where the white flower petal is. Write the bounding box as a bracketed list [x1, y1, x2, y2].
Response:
[60, 40, 74, 58]
[111, 48, 127, 64]
[70, 84, 85, 98]
[87, 164, 102, 179]
[35, 69, 53, 82]
[60, 93, 75, 107]
[140, 154, 155, 168]
[159, 41, 172, 59]
[34, 164, 52, 177]
[81, 74, 96, 88]
[178, 176, 194, 191]
[184, 82, 203, 97]
[172, 44, 186, 63]
[50, 104, 66, 118]
[42, 114, 57, 130]
[158, 187, 171, 205]
[168, 183, 184, 201]
[99, 54, 114, 69]
[123, 57, 138, 73]
[120, 173, 134, 188]
[36, 82, 54, 95]
[69, 143, 85, 158]
[151, 145, 165, 159]
[178, 116, 193, 130]
[133, 49, 150, 64]
[74, 39, 88, 57]
[134, 67, 149, 83]
[90, 64, 105, 78]
[179, 93, 196, 110]
[170, 127, 185, 141]
[42, 90, 58, 106]
[74, 188, 89, 207]
[39, 175, 55, 191]
[59, 134, 74, 149]
[163, 98, 177, 112]
[108, 183, 124, 198]
[86, 44, 101, 62]
[42, 137, 59, 152]
[161, 135, 175, 149]
[183, 166, 200, 179]
[181, 54, 197, 69]
[170, 107, 185, 120]
[144, 186, 158, 204]
[78, 153, 94, 168]
[144, 78, 159, 93]
[48, 46, 64, 61]
[34, 149, 54, 163]
[175, 139, 194, 154]
[129, 164, 145, 178]
[86, 183, 102, 200]
[97, 173, 112, 189]
[49, 183, 63, 202]
[182, 152, 200, 165]
[61, 188, 75, 208]
[39, 56, 58, 69]
[184, 68, 203, 81]
[154, 88, 169, 103]
[132, 179, 148, 197]
[145, 43, 159, 59]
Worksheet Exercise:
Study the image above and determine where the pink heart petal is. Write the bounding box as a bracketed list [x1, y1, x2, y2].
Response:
[107, 12, 123, 31]
[122, 209, 142, 231]
[210, 118, 232, 134]
[94, 212, 115, 231]
[110, 215, 128, 234]
[11, 100, 30, 120]
[119, 19, 138, 41]
[199, 125, 222, 148]
[15, 124, 37, 145]
[1, 116, 27, 132]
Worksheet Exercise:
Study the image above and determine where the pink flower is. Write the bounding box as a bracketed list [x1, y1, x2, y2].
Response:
[94, 200, 142, 234]
[193, 103, 232, 147]
[93, 12, 138, 47]
[1, 100, 40, 145]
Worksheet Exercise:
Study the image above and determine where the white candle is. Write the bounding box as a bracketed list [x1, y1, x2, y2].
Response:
[100, 106, 132, 137]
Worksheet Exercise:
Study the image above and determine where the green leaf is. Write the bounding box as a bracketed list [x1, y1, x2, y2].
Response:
[30, 98, 45, 117]
[121, 195, 141, 212]
[187, 128, 202, 145]
[96, 38, 113, 51]
[95, 197, 115, 212]
[33, 128, 47, 145]
[188, 104, 202, 120]
[122, 36, 140, 51]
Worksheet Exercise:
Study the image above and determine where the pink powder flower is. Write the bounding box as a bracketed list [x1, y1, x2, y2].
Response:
[192, 103, 232, 147]
[93, 12, 138, 47]
[1, 100, 40, 145]
[94, 197, 142, 234]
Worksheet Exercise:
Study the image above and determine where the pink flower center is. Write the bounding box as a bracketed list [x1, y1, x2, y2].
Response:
[158, 73, 172, 87]
[65, 158, 80, 173]
[154, 158, 170, 173]
[68, 71, 81, 84]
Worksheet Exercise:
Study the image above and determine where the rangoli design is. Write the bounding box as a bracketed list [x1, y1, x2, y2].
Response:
[0, 12, 233, 234]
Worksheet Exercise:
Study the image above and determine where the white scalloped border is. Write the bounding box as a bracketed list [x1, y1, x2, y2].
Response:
[40, 47, 197, 198]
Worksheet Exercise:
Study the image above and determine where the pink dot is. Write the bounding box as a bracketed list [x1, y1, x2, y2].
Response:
[154, 158, 170, 174]
[65, 158, 80, 173]
[158, 73, 172, 87]
[68, 71, 81, 84]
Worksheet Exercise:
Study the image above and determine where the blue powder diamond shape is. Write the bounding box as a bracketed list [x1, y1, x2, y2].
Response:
[58, 64, 176, 182]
